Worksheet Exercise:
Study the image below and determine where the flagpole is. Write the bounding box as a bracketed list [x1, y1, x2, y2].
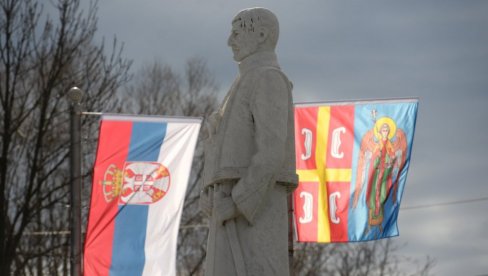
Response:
[68, 87, 83, 276]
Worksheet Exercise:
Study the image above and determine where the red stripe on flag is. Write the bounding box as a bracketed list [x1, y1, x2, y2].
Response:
[323, 106, 354, 242]
[84, 120, 132, 275]
[294, 181, 319, 242]
[327, 181, 351, 242]
[294, 107, 319, 170]
[326, 105, 354, 169]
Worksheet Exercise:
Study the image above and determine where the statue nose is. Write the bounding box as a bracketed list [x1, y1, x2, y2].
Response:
[227, 35, 232, 46]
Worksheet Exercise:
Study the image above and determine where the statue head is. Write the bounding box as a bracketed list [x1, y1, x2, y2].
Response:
[227, 7, 280, 62]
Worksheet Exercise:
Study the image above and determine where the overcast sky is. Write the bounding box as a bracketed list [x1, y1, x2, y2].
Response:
[88, 1, 487, 275]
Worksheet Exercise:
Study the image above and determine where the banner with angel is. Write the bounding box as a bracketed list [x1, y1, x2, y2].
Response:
[293, 98, 418, 242]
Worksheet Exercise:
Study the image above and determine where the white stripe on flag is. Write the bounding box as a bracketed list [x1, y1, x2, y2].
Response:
[142, 122, 201, 276]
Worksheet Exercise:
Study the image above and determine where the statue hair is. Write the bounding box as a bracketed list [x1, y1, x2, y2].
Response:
[232, 7, 279, 49]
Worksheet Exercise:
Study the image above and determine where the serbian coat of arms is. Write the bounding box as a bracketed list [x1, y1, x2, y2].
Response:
[101, 162, 170, 205]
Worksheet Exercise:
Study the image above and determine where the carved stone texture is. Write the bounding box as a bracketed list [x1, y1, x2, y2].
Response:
[200, 7, 298, 276]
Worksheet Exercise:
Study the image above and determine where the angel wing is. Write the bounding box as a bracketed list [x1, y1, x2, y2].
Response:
[390, 129, 408, 204]
[352, 129, 376, 208]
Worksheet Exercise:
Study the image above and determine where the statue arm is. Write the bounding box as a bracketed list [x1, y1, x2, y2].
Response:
[231, 70, 291, 225]
[205, 112, 221, 139]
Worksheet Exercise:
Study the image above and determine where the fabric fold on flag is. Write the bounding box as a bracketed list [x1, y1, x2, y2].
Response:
[293, 98, 418, 243]
[84, 115, 201, 276]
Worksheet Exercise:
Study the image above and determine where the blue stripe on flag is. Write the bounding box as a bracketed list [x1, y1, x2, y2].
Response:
[110, 121, 167, 276]
[127, 122, 168, 161]
[110, 205, 149, 276]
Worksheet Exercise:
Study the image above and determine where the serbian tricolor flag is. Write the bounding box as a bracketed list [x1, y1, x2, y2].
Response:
[293, 98, 418, 243]
[84, 115, 201, 276]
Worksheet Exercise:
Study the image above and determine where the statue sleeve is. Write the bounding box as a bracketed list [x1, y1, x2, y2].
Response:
[231, 69, 290, 224]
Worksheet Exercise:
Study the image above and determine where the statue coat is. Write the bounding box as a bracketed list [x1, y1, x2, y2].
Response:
[201, 51, 297, 276]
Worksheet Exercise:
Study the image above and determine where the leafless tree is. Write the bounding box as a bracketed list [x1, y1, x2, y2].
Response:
[292, 239, 435, 276]
[122, 57, 218, 117]
[0, 0, 131, 274]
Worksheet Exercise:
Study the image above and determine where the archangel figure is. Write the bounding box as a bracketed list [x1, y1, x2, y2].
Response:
[352, 111, 407, 236]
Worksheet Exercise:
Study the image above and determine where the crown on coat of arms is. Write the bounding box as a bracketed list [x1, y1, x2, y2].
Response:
[100, 164, 124, 203]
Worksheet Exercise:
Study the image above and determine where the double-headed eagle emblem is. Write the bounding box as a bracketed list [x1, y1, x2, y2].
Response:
[100, 162, 171, 205]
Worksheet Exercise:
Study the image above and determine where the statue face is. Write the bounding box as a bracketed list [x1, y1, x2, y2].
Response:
[227, 21, 259, 62]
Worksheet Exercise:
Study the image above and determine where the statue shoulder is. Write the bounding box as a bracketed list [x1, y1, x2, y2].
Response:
[247, 66, 293, 90]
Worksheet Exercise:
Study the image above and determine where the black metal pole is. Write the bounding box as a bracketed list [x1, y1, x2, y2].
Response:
[68, 87, 83, 276]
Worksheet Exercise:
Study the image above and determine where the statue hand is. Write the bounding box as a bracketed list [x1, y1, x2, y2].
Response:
[214, 191, 240, 225]
[199, 187, 213, 217]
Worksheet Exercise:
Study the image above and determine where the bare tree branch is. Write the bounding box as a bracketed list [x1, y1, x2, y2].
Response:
[0, 0, 130, 274]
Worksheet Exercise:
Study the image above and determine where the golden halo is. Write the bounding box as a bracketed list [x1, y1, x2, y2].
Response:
[374, 117, 397, 140]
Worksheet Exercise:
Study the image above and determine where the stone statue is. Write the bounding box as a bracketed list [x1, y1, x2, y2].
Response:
[200, 7, 298, 276]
